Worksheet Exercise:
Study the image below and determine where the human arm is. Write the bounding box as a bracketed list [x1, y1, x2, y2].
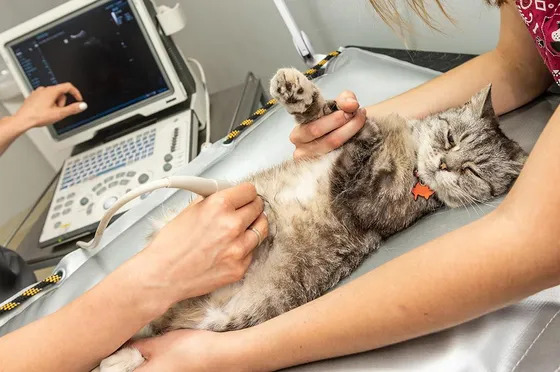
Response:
[132, 89, 560, 372]
[369, 2, 551, 119]
[0, 83, 86, 155]
[0, 183, 268, 372]
[291, 2, 553, 158]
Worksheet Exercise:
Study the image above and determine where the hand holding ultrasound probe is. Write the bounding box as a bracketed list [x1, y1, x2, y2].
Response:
[0, 84, 268, 371]
[0, 1, 269, 369]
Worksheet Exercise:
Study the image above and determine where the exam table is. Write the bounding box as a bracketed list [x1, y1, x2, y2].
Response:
[1, 47, 558, 371]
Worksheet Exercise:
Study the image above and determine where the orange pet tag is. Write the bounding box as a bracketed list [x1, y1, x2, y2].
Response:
[412, 169, 435, 201]
[412, 182, 435, 201]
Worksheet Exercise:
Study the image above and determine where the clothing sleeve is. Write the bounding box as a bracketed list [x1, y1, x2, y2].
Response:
[0, 247, 36, 302]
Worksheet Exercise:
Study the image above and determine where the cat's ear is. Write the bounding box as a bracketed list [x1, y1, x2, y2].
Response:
[469, 83, 495, 119]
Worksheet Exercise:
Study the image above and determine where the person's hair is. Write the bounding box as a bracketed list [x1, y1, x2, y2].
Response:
[368, 0, 508, 32]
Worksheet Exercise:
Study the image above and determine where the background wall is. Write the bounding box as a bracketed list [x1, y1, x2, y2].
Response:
[0, 0, 500, 241]
[160, 0, 500, 93]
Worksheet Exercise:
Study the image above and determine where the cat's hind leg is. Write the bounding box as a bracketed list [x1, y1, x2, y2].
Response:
[92, 325, 154, 372]
[93, 347, 144, 372]
[270, 68, 335, 124]
[197, 226, 381, 332]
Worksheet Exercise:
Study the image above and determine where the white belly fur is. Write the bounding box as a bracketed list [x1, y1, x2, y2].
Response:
[265, 150, 339, 206]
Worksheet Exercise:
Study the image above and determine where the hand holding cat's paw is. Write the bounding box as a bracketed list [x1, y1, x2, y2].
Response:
[290, 90, 366, 160]
[335, 90, 360, 113]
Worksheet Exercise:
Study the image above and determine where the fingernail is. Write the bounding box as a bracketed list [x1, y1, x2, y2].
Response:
[79, 102, 88, 111]
[344, 97, 357, 103]
[360, 108, 367, 115]
[262, 211, 268, 219]
[344, 112, 354, 120]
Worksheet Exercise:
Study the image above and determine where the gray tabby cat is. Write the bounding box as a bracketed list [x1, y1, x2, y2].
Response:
[96, 68, 526, 371]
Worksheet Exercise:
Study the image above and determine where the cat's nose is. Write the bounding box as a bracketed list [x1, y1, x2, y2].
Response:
[439, 159, 449, 171]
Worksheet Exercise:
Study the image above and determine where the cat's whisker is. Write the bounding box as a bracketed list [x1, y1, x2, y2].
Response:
[458, 196, 471, 218]
[464, 192, 486, 217]
[460, 191, 497, 214]
[464, 193, 500, 210]
[454, 188, 474, 218]
[459, 189, 482, 216]
[449, 182, 481, 217]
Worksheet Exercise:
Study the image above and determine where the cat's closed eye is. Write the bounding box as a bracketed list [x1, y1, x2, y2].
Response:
[462, 164, 481, 178]
[447, 130, 456, 148]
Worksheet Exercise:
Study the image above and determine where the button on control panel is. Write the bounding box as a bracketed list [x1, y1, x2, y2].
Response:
[41, 111, 193, 248]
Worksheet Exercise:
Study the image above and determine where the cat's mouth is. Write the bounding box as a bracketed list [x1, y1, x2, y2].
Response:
[434, 170, 458, 187]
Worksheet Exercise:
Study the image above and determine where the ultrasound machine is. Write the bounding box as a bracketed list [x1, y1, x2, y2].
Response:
[0, 0, 206, 248]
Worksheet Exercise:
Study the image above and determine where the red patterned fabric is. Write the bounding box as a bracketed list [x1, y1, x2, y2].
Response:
[516, 0, 560, 83]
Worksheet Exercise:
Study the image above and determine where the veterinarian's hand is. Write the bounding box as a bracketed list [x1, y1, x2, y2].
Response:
[133, 329, 236, 372]
[140, 182, 268, 304]
[289, 90, 366, 160]
[13, 83, 87, 129]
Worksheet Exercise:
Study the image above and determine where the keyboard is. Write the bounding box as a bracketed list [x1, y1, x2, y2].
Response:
[59, 128, 157, 191]
[40, 110, 196, 248]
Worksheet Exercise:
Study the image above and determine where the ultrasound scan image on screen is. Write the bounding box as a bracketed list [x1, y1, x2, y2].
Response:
[8, 0, 171, 137]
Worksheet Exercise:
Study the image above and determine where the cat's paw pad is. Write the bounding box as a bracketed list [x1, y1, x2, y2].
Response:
[270, 68, 316, 112]
[98, 347, 145, 372]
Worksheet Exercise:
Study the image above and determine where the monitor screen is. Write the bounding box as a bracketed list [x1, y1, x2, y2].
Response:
[7, 0, 171, 137]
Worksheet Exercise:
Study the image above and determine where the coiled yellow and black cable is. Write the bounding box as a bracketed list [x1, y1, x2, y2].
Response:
[0, 272, 63, 315]
[224, 50, 342, 145]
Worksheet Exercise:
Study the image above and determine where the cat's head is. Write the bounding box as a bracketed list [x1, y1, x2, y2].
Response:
[415, 85, 526, 208]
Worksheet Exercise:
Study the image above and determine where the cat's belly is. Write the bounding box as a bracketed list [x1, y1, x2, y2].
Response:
[252, 150, 340, 206]
[248, 150, 340, 243]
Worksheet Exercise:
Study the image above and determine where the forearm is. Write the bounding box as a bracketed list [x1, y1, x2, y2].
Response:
[369, 50, 550, 119]
[232, 211, 558, 370]
[0, 116, 29, 156]
[0, 253, 172, 372]
[369, 3, 552, 119]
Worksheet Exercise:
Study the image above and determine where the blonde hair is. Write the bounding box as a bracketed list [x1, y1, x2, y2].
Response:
[368, 0, 508, 32]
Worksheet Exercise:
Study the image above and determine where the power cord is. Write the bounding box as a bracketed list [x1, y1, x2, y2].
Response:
[187, 57, 212, 151]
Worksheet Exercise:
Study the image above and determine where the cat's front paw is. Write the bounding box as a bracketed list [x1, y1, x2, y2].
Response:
[270, 68, 318, 115]
[97, 347, 145, 372]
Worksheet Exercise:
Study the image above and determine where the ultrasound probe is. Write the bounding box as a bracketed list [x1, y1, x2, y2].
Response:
[76, 176, 234, 251]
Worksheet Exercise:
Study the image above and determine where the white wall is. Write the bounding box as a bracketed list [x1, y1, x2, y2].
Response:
[0, 119, 55, 227]
[160, 0, 500, 93]
[0, 0, 67, 31]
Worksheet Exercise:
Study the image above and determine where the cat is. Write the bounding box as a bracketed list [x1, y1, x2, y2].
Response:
[95, 68, 526, 371]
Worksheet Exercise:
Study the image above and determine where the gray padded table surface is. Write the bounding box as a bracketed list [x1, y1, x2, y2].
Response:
[1, 47, 559, 372]
[355, 46, 476, 72]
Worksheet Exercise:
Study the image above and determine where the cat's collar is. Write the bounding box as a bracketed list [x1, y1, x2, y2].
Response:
[412, 169, 436, 201]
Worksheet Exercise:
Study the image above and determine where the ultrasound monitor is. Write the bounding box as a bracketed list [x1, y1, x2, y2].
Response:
[0, 0, 188, 145]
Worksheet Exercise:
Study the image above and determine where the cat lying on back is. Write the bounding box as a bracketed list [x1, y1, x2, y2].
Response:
[96, 68, 526, 371]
